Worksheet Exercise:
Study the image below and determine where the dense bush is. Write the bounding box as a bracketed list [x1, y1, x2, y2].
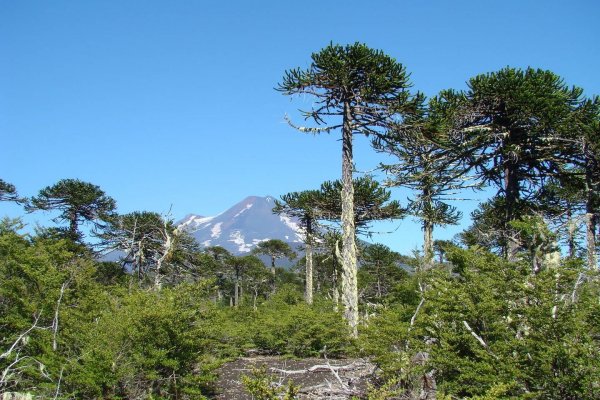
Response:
[2, 217, 599, 399]
[250, 285, 352, 357]
[358, 248, 600, 399]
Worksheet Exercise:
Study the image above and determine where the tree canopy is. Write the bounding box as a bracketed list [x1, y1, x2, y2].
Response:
[0, 179, 21, 203]
[29, 178, 117, 240]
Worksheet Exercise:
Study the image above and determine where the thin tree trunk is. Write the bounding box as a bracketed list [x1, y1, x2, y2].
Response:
[586, 212, 597, 269]
[305, 222, 314, 304]
[341, 100, 358, 338]
[234, 270, 240, 307]
[376, 262, 382, 299]
[52, 281, 68, 351]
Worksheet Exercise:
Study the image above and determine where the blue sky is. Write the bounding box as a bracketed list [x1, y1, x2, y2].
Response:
[1, 0, 599, 254]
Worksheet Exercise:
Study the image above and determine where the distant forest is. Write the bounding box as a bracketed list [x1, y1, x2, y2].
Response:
[1, 43, 598, 399]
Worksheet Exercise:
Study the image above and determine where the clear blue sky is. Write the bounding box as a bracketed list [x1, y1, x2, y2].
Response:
[1, 0, 599, 254]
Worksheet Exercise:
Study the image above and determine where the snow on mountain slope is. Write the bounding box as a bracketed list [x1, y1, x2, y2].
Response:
[177, 196, 304, 255]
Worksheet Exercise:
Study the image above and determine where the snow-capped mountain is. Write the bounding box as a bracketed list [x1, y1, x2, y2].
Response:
[178, 196, 304, 255]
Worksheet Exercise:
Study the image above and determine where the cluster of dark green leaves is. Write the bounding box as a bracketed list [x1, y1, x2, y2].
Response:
[0, 219, 355, 398]
[361, 246, 600, 399]
[250, 285, 351, 357]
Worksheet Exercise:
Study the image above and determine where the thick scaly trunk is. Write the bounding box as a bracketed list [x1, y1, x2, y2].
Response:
[305, 218, 314, 305]
[69, 211, 78, 238]
[586, 213, 598, 269]
[332, 247, 339, 310]
[423, 219, 434, 269]
[585, 140, 598, 269]
[270, 256, 276, 275]
[341, 101, 358, 337]
[566, 206, 577, 259]
[504, 158, 521, 262]
[234, 280, 239, 307]
[253, 288, 258, 311]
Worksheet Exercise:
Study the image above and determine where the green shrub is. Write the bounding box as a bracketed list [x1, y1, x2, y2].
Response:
[250, 287, 351, 357]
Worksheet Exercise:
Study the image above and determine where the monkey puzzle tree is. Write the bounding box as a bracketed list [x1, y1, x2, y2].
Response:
[278, 42, 422, 335]
[435, 68, 587, 261]
[252, 239, 296, 275]
[375, 120, 473, 268]
[0, 179, 21, 203]
[358, 243, 405, 301]
[317, 176, 405, 234]
[564, 97, 600, 268]
[273, 190, 322, 304]
[227, 255, 265, 307]
[29, 178, 116, 240]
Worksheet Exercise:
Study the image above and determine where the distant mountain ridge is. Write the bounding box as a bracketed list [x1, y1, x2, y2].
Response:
[177, 196, 304, 255]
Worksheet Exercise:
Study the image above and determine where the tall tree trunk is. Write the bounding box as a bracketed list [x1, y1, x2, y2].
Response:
[423, 219, 434, 269]
[566, 206, 577, 259]
[376, 262, 382, 298]
[585, 141, 598, 269]
[332, 248, 339, 310]
[69, 211, 78, 238]
[234, 268, 240, 307]
[305, 219, 314, 305]
[270, 256, 276, 275]
[341, 101, 358, 337]
[504, 156, 521, 262]
[586, 212, 598, 269]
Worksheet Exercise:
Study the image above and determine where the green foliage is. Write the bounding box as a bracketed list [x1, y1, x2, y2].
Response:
[100, 211, 203, 287]
[69, 283, 220, 398]
[0, 178, 22, 203]
[460, 196, 513, 253]
[242, 366, 299, 400]
[273, 190, 322, 230]
[251, 286, 351, 357]
[252, 239, 296, 269]
[433, 67, 591, 259]
[278, 42, 423, 133]
[416, 247, 600, 398]
[358, 243, 408, 302]
[318, 176, 405, 234]
[28, 178, 116, 239]
[0, 219, 113, 396]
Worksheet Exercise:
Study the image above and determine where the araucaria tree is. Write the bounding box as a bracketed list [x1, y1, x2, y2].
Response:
[436, 68, 587, 261]
[29, 178, 116, 240]
[252, 239, 296, 274]
[317, 176, 405, 235]
[375, 122, 471, 268]
[273, 190, 322, 304]
[0, 179, 21, 203]
[278, 42, 422, 336]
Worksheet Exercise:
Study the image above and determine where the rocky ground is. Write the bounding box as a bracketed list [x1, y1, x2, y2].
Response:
[214, 356, 378, 399]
